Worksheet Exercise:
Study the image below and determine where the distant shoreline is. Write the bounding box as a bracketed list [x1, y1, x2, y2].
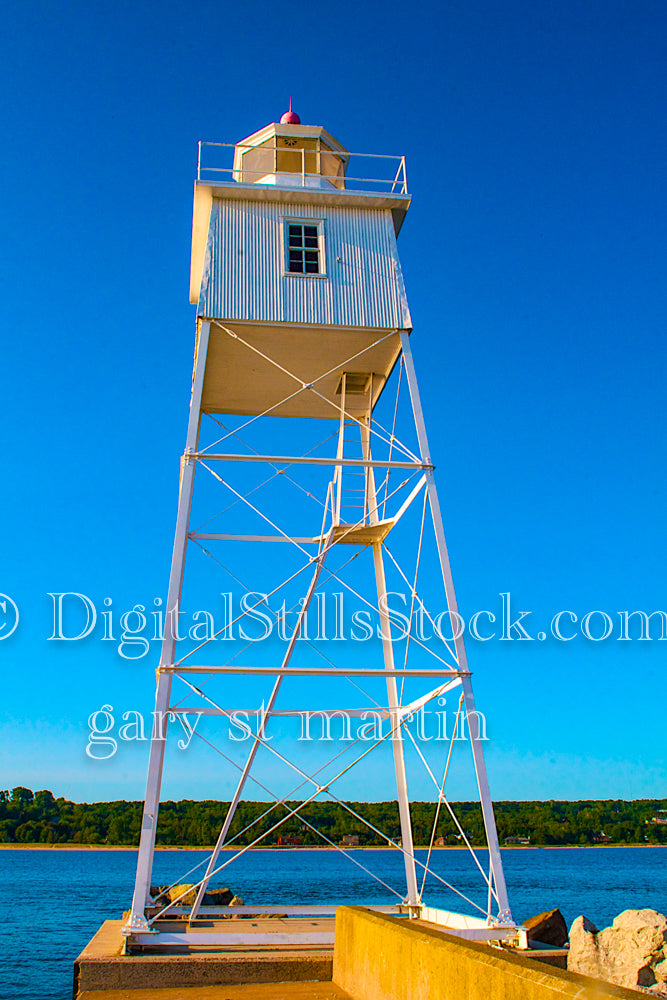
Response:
[0, 842, 665, 852]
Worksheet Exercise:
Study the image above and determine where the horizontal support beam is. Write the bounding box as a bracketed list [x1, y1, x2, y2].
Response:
[157, 905, 402, 916]
[190, 532, 316, 543]
[419, 907, 512, 931]
[192, 452, 431, 471]
[421, 925, 520, 943]
[128, 931, 335, 946]
[416, 906, 521, 943]
[168, 706, 394, 717]
[165, 665, 466, 678]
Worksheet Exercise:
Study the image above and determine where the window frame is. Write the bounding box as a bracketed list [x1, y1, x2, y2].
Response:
[282, 217, 327, 278]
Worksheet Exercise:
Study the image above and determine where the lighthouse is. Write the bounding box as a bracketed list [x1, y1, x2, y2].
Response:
[123, 108, 517, 951]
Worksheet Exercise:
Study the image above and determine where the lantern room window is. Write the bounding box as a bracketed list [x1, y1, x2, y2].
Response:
[284, 220, 325, 276]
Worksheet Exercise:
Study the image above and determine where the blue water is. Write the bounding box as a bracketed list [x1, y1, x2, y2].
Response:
[2, 846, 666, 999]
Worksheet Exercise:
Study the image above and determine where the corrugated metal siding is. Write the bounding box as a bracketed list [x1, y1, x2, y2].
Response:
[198, 200, 410, 328]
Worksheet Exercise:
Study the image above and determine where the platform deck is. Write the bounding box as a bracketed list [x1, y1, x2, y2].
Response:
[74, 921, 334, 995]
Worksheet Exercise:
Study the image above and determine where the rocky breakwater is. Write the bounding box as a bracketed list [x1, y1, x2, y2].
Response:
[150, 885, 243, 908]
[523, 908, 569, 947]
[568, 908, 667, 995]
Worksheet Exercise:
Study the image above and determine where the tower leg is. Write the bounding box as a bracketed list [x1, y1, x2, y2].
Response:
[361, 418, 419, 905]
[125, 321, 211, 934]
[399, 331, 511, 922]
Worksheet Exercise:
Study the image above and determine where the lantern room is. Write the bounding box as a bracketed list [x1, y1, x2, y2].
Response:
[232, 109, 348, 190]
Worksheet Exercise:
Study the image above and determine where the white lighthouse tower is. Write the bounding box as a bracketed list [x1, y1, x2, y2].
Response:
[123, 107, 518, 951]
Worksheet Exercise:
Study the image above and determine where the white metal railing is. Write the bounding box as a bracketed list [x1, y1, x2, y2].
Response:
[197, 140, 408, 195]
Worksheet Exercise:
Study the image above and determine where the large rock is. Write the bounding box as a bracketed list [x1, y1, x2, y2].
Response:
[150, 884, 238, 908]
[167, 884, 238, 906]
[203, 887, 234, 906]
[568, 909, 667, 991]
[568, 916, 602, 977]
[167, 883, 199, 906]
[523, 908, 569, 947]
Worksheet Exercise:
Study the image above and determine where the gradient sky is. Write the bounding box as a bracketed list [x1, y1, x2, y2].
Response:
[0, 0, 665, 804]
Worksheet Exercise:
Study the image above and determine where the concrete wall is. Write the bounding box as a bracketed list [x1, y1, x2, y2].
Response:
[332, 907, 644, 1000]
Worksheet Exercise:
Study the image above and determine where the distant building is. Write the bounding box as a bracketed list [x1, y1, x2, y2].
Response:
[593, 832, 612, 843]
[504, 836, 530, 846]
[277, 835, 302, 846]
[340, 835, 360, 847]
[435, 837, 447, 847]
[650, 810, 667, 825]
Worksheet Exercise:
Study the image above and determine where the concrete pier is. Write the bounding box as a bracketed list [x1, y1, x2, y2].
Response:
[74, 907, 647, 999]
[74, 920, 333, 995]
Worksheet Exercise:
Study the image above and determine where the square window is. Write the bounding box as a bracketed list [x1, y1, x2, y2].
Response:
[284, 220, 324, 276]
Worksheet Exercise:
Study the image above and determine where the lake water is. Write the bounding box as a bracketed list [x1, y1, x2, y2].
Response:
[2, 846, 666, 999]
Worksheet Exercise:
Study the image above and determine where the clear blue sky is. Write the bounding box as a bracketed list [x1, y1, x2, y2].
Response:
[0, 0, 665, 804]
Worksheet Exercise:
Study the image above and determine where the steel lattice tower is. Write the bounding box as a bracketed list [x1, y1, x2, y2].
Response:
[123, 109, 519, 952]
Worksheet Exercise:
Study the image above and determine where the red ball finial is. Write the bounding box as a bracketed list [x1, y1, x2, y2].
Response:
[280, 97, 301, 125]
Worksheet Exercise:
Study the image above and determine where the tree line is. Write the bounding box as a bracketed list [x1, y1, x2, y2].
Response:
[2, 788, 666, 847]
